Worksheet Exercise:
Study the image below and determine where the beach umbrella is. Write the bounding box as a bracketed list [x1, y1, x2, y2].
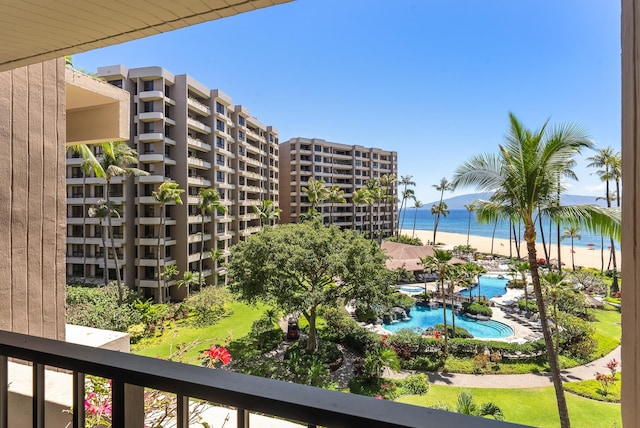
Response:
[587, 243, 595, 247]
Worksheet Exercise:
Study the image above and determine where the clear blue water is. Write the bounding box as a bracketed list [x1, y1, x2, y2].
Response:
[401, 208, 619, 250]
[460, 276, 509, 300]
[383, 306, 513, 338]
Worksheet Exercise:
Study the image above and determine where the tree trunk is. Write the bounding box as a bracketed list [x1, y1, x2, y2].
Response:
[199, 209, 205, 289]
[106, 181, 124, 305]
[412, 206, 418, 238]
[556, 221, 562, 274]
[82, 172, 87, 284]
[525, 223, 571, 428]
[466, 211, 471, 245]
[490, 220, 497, 255]
[157, 203, 165, 304]
[441, 279, 448, 357]
[600, 234, 605, 274]
[100, 220, 108, 286]
[538, 210, 550, 266]
[571, 238, 575, 272]
[450, 284, 456, 334]
[305, 307, 318, 352]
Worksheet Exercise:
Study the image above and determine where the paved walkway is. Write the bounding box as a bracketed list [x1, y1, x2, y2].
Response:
[386, 346, 621, 388]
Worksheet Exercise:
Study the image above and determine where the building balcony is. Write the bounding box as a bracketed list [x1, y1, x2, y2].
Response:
[139, 153, 164, 163]
[136, 237, 176, 246]
[138, 175, 165, 184]
[188, 215, 211, 224]
[136, 257, 174, 267]
[139, 132, 164, 142]
[188, 156, 211, 170]
[138, 111, 164, 122]
[187, 117, 211, 134]
[187, 136, 211, 152]
[138, 90, 164, 100]
[187, 97, 211, 116]
[187, 176, 211, 187]
[188, 233, 212, 244]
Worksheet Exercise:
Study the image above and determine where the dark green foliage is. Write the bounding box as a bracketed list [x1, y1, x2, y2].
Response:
[385, 234, 423, 246]
[285, 340, 342, 367]
[389, 293, 416, 311]
[183, 286, 231, 326]
[434, 324, 473, 339]
[66, 284, 142, 332]
[401, 373, 430, 395]
[321, 306, 378, 353]
[554, 289, 591, 320]
[508, 279, 526, 289]
[518, 299, 538, 313]
[247, 316, 283, 352]
[557, 312, 597, 359]
[461, 301, 493, 317]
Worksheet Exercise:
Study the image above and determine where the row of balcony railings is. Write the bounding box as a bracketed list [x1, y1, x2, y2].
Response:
[0, 330, 524, 428]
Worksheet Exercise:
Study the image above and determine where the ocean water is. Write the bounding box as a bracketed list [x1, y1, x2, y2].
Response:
[399, 208, 618, 250]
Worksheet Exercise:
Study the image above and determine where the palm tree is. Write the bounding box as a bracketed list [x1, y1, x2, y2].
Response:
[352, 188, 371, 233]
[367, 179, 386, 241]
[541, 271, 567, 353]
[399, 188, 415, 235]
[397, 175, 416, 238]
[208, 249, 225, 286]
[197, 188, 227, 287]
[411, 200, 423, 238]
[463, 203, 476, 245]
[175, 271, 201, 295]
[87, 199, 120, 288]
[95, 141, 149, 298]
[379, 173, 397, 237]
[456, 390, 504, 421]
[432, 178, 453, 243]
[453, 113, 620, 428]
[326, 185, 346, 226]
[302, 177, 329, 218]
[561, 225, 581, 272]
[152, 180, 184, 303]
[587, 147, 620, 293]
[511, 261, 530, 311]
[421, 249, 455, 356]
[430, 201, 449, 244]
[254, 199, 281, 228]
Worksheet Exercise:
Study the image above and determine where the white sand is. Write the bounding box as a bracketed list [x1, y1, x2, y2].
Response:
[402, 229, 620, 271]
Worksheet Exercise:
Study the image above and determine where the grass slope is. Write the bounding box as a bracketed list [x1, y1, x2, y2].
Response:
[398, 385, 621, 427]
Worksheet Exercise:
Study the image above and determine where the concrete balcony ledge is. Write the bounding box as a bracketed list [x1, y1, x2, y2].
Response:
[139, 132, 164, 142]
[139, 153, 164, 163]
[138, 111, 164, 122]
[138, 90, 164, 100]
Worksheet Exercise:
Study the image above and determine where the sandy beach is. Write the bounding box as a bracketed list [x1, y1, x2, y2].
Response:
[402, 229, 620, 271]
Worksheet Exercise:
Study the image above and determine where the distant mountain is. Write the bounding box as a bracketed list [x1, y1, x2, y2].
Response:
[423, 193, 607, 210]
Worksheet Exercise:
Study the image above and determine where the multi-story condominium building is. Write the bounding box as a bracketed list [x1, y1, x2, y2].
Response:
[65, 65, 280, 302]
[279, 137, 397, 237]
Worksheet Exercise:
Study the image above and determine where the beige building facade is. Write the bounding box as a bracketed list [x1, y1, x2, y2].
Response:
[279, 137, 397, 236]
[65, 65, 280, 301]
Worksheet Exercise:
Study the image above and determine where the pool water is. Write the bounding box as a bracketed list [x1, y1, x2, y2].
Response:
[383, 306, 513, 339]
[460, 275, 509, 300]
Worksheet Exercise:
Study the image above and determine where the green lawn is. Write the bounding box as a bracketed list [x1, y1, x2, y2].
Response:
[397, 385, 621, 427]
[133, 300, 266, 362]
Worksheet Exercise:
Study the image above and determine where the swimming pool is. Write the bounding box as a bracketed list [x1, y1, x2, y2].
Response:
[459, 275, 510, 300]
[383, 306, 513, 339]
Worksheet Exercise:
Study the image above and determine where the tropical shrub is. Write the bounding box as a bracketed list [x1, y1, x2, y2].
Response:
[66, 284, 142, 332]
[385, 235, 423, 246]
[557, 312, 597, 359]
[462, 301, 492, 317]
[517, 299, 538, 314]
[402, 373, 430, 395]
[183, 286, 231, 326]
[321, 306, 377, 353]
[434, 324, 473, 339]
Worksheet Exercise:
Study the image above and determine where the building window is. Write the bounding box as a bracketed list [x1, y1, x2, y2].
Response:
[216, 102, 225, 114]
[314, 145, 321, 152]
[238, 130, 245, 141]
[314, 166, 322, 172]
[216, 171, 224, 183]
[216, 154, 225, 166]
[269, 134, 274, 142]
[143, 81, 154, 91]
[238, 116, 245, 126]
[107, 79, 122, 88]
[143, 101, 154, 113]
[314, 155, 321, 162]
[216, 136, 225, 148]
[216, 120, 225, 132]
[143, 122, 153, 133]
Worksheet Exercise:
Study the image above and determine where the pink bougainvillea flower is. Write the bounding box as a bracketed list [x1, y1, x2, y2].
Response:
[202, 345, 232, 366]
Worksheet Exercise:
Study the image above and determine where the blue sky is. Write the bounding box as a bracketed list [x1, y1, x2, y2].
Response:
[74, 0, 621, 205]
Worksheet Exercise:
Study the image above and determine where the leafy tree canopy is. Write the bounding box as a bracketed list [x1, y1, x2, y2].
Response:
[227, 221, 396, 351]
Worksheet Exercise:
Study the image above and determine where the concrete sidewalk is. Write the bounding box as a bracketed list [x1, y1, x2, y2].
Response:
[387, 346, 621, 388]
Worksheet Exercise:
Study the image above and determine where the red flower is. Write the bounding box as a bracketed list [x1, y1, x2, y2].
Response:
[202, 345, 232, 366]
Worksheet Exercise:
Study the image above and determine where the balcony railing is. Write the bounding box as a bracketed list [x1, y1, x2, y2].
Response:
[0, 330, 523, 428]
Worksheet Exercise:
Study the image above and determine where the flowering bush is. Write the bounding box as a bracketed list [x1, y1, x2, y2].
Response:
[200, 345, 232, 368]
[595, 358, 619, 397]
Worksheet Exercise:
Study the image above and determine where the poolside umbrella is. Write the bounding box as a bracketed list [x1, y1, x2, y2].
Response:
[587, 243, 595, 247]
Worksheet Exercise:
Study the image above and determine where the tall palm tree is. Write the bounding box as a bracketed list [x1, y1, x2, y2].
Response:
[379, 173, 397, 237]
[411, 200, 423, 238]
[397, 175, 416, 238]
[430, 201, 449, 244]
[175, 271, 200, 295]
[326, 185, 346, 226]
[254, 199, 281, 228]
[541, 272, 567, 353]
[463, 203, 476, 245]
[399, 188, 415, 235]
[453, 113, 620, 428]
[510, 260, 530, 311]
[208, 248, 225, 286]
[87, 199, 120, 288]
[421, 249, 455, 357]
[198, 188, 227, 287]
[587, 147, 620, 293]
[367, 179, 386, 241]
[95, 141, 149, 299]
[561, 225, 581, 272]
[432, 178, 453, 243]
[352, 188, 371, 233]
[302, 177, 329, 214]
[152, 180, 184, 303]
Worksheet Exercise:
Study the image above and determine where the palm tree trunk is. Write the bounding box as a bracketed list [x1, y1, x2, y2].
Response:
[105, 181, 123, 305]
[556, 221, 562, 274]
[99, 220, 108, 286]
[490, 220, 497, 255]
[538, 212, 550, 266]
[600, 234, 605, 274]
[82, 172, 87, 284]
[466, 211, 471, 245]
[412, 206, 418, 238]
[400, 198, 408, 235]
[199, 210, 205, 290]
[441, 279, 448, 357]
[571, 238, 575, 272]
[433, 213, 440, 244]
[525, 224, 571, 428]
[450, 284, 456, 334]
[512, 222, 521, 259]
[157, 204, 165, 304]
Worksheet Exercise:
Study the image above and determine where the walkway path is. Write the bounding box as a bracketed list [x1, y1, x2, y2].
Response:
[386, 346, 621, 388]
